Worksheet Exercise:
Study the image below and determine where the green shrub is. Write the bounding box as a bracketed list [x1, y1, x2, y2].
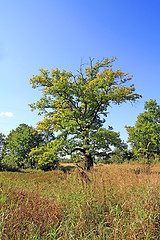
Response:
[2, 156, 20, 171]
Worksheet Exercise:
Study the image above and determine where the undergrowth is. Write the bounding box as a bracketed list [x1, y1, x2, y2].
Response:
[0, 164, 160, 239]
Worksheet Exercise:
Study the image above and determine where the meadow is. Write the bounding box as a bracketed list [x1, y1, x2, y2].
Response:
[0, 163, 160, 239]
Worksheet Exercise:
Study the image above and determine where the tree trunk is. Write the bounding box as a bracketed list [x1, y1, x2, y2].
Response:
[84, 153, 93, 171]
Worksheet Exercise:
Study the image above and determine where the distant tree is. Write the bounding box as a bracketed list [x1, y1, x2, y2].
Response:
[109, 146, 134, 163]
[29, 126, 57, 170]
[125, 99, 160, 162]
[0, 133, 6, 169]
[29, 57, 141, 170]
[4, 124, 44, 169]
[39, 127, 55, 144]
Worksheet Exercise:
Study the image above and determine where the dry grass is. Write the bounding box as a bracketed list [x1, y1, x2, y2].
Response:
[0, 186, 61, 239]
[0, 164, 160, 239]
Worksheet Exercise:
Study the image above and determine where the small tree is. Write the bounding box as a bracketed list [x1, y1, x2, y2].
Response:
[29, 57, 141, 170]
[4, 124, 44, 169]
[125, 99, 160, 162]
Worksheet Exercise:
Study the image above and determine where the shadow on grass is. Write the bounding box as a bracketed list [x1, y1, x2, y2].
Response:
[0, 164, 76, 173]
[59, 165, 76, 173]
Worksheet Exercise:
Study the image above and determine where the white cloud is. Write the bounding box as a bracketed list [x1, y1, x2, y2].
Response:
[0, 112, 14, 117]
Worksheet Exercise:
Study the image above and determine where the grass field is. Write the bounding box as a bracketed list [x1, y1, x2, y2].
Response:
[0, 163, 160, 239]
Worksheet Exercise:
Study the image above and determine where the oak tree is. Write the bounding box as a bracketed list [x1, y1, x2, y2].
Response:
[29, 57, 141, 170]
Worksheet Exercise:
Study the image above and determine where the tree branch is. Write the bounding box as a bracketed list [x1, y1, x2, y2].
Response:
[71, 147, 85, 154]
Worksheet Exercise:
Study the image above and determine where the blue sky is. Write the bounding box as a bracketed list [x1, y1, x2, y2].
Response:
[0, 0, 160, 143]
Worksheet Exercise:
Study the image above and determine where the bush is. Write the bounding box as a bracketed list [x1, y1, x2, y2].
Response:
[39, 158, 59, 171]
[2, 156, 20, 171]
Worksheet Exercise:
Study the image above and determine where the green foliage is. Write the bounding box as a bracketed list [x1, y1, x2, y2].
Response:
[29, 145, 59, 171]
[1, 155, 19, 171]
[0, 133, 6, 169]
[125, 99, 160, 162]
[109, 147, 134, 163]
[29, 57, 141, 169]
[96, 142, 133, 164]
[3, 124, 44, 170]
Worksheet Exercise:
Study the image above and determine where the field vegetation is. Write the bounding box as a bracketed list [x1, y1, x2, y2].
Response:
[0, 163, 160, 239]
[0, 58, 159, 239]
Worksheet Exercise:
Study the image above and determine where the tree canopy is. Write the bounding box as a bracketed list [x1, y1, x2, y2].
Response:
[125, 99, 160, 162]
[29, 57, 141, 169]
[4, 123, 44, 169]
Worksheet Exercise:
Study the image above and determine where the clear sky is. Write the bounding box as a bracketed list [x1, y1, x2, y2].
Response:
[0, 0, 160, 143]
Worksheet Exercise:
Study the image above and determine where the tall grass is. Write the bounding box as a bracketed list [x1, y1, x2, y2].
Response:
[0, 164, 160, 239]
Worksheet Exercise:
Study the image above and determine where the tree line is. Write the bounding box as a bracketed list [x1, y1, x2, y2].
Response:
[0, 124, 57, 171]
[0, 58, 159, 171]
